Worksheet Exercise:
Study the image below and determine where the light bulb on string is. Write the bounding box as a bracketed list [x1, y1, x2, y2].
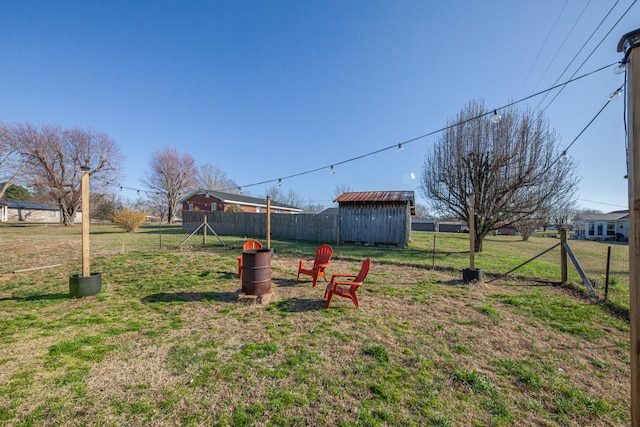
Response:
[397, 143, 403, 153]
[559, 151, 568, 162]
[491, 110, 502, 123]
[330, 165, 336, 175]
[278, 178, 282, 187]
[609, 88, 623, 101]
[614, 62, 627, 75]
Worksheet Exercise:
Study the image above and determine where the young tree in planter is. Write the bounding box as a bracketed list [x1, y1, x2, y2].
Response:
[142, 147, 197, 224]
[420, 99, 578, 252]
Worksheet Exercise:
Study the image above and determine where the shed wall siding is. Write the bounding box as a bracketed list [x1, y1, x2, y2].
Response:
[339, 202, 410, 247]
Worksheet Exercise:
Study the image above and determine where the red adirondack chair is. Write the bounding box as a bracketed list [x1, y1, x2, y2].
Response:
[324, 258, 370, 308]
[238, 239, 263, 280]
[296, 244, 333, 288]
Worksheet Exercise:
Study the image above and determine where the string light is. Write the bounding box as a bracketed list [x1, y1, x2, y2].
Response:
[90, 62, 621, 198]
[613, 61, 627, 75]
[559, 151, 568, 162]
[278, 178, 282, 186]
[609, 88, 622, 101]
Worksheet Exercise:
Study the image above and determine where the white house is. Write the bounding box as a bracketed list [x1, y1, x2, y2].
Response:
[0, 200, 83, 224]
[573, 210, 628, 241]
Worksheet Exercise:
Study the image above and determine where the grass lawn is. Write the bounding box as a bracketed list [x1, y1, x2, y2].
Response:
[0, 224, 631, 426]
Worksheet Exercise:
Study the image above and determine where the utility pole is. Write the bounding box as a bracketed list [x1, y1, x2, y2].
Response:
[618, 28, 640, 426]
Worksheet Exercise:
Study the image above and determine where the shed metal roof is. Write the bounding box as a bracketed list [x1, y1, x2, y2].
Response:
[334, 191, 415, 204]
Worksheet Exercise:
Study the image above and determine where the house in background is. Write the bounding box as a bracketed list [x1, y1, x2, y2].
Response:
[411, 217, 437, 232]
[438, 221, 467, 233]
[0, 200, 61, 224]
[334, 191, 415, 248]
[573, 210, 629, 241]
[180, 190, 303, 215]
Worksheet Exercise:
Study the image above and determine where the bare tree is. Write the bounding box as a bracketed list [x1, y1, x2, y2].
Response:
[513, 217, 542, 241]
[332, 184, 353, 200]
[142, 147, 197, 224]
[9, 123, 124, 225]
[549, 200, 577, 231]
[197, 163, 239, 193]
[420, 100, 578, 251]
[414, 203, 431, 218]
[0, 121, 30, 199]
[136, 191, 168, 223]
[264, 185, 304, 208]
[302, 199, 325, 214]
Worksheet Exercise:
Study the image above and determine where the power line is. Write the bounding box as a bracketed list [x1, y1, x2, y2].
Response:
[536, 0, 621, 111]
[516, 0, 568, 98]
[577, 198, 627, 208]
[531, 0, 592, 96]
[100, 61, 621, 198]
[541, 0, 636, 112]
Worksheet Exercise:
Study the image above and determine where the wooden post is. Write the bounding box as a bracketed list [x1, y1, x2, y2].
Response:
[561, 229, 567, 284]
[605, 246, 612, 302]
[618, 28, 640, 426]
[469, 193, 475, 270]
[203, 215, 208, 245]
[81, 166, 90, 277]
[266, 196, 271, 249]
[432, 234, 436, 270]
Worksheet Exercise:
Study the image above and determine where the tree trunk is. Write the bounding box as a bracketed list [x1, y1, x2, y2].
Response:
[474, 233, 484, 253]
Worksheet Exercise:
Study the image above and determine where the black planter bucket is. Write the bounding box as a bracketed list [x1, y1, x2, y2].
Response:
[69, 272, 102, 298]
[462, 268, 482, 284]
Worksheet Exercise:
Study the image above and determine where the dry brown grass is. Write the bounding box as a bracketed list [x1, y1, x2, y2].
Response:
[0, 229, 631, 426]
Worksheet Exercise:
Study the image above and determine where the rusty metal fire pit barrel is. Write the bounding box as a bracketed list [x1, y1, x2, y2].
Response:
[241, 249, 272, 296]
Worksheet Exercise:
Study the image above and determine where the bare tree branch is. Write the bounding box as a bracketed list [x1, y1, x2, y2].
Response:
[9, 123, 124, 225]
[420, 100, 579, 251]
[141, 147, 198, 223]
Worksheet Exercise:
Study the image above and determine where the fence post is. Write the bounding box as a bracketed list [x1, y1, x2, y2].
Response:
[605, 246, 612, 301]
[560, 229, 567, 284]
[203, 215, 208, 245]
[432, 234, 436, 270]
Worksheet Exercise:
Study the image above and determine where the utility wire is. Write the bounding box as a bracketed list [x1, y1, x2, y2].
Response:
[541, 0, 636, 112]
[99, 62, 620, 197]
[531, 0, 592, 95]
[223, 62, 618, 193]
[536, 0, 621, 111]
[516, 0, 568, 98]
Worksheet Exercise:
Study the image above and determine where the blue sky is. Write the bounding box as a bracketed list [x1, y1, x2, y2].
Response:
[1, 1, 637, 211]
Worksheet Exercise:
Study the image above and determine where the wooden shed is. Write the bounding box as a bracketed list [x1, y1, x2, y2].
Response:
[334, 191, 415, 248]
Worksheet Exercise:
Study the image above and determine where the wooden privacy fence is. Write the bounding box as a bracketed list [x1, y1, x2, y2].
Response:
[182, 211, 339, 243]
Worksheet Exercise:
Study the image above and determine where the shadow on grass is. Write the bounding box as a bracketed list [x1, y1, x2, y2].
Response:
[276, 278, 307, 287]
[0, 293, 71, 302]
[141, 291, 238, 303]
[272, 298, 325, 312]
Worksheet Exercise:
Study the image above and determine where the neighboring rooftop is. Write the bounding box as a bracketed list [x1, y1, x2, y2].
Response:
[180, 189, 303, 212]
[0, 200, 58, 210]
[577, 210, 629, 221]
